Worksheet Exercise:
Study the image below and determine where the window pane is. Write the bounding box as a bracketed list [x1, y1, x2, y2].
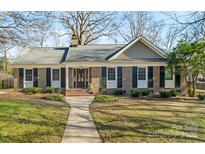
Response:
[138, 68, 146, 80]
[25, 69, 32, 81]
[165, 68, 173, 80]
[108, 68, 116, 80]
[53, 69, 60, 81]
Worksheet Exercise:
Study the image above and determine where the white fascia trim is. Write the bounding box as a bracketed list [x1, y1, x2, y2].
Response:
[108, 36, 166, 61]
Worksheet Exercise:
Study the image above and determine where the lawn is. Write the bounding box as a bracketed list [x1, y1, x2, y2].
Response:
[0, 93, 70, 143]
[90, 96, 205, 143]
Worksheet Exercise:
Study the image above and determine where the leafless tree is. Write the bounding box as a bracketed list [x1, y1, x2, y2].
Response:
[165, 12, 205, 41]
[0, 12, 54, 72]
[119, 12, 164, 45]
[56, 11, 120, 45]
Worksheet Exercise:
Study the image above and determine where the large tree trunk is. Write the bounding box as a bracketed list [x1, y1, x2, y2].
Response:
[192, 81, 196, 97]
[185, 75, 192, 97]
[3, 50, 8, 72]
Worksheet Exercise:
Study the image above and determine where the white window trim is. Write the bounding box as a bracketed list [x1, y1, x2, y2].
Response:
[137, 66, 148, 88]
[23, 68, 34, 88]
[138, 67, 147, 81]
[24, 69, 33, 82]
[165, 68, 173, 80]
[51, 68, 61, 82]
[107, 67, 117, 81]
[106, 67, 117, 89]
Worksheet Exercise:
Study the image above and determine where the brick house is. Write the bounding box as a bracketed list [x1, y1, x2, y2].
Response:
[12, 35, 187, 95]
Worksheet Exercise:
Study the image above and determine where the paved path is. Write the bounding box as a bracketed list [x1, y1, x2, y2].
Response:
[61, 96, 101, 143]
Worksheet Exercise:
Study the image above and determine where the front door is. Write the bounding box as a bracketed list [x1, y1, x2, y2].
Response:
[76, 69, 85, 88]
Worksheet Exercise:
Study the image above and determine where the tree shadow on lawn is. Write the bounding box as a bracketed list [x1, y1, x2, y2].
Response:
[93, 109, 205, 142]
[125, 96, 199, 104]
[0, 128, 63, 143]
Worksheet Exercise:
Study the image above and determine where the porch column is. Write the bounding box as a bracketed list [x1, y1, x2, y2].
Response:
[66, 66, 69, 89]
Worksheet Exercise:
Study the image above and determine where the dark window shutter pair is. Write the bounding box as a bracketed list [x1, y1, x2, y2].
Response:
[101, 67, 107, 89]
[19, 68, 24, 88]
[61, 68, 66, 88]
[117, 67, 122, 88]
[160, 66, 165, 88]
[148, 66, 153, 88]
[132, 66, 138, 88]
[33, 68, 38, 87]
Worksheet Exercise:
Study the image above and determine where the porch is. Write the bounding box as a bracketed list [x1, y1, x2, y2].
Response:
[65, 67, 100, 95]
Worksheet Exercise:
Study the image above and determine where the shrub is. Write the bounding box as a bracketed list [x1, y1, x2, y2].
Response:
[99, 87, 106, 94]
[141, 89, 153, 96]
[44, 87, 55, 93]
[22, 87, 42, 94]
[169, 90, 180, 97]
[159, 91, 171, 98]
[42, 94, 65, 102]
[197, 94, 205, 100]
[113, 89, 124, 95]
[54, 88, 65, 94]
[130, 89, 152, 97]
[130, 89, 141, 97]
[159, 90, 179, 98]
[94, 95, 118, 102]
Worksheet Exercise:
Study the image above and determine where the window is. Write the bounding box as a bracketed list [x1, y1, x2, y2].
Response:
[25, 69, 33, 81]
[108, 68, 116, 80]
[52, 69, 60, 81]
[165, 68, 173, 80]
[138, 68, 146, 80]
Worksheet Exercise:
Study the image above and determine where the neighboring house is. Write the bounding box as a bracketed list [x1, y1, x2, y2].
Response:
[12, 35, 187, 95]
[197, 74, 205, 90]
[0, 71, 13, 80]
[0, 71, 13, 89]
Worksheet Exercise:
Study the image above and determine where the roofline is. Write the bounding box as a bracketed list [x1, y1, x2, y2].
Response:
[107, 36, 167, 61]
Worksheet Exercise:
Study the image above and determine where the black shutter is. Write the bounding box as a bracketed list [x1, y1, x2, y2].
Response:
[160, 66, 165, 88]
[132, 66, 138, 88]
[19, 68, 24, 88]
[61, 68, 66, 88]
[46, 68, 51, 87]
[101, 67, 107, 89]
[33, 68, 38, 87]
[117, 67, 122, 88]
[148, 66, 153, 88]
[175, 66, 181, 88]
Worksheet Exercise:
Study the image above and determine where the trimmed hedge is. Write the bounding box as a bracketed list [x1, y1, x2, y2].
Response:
[113, 89, 124, 95]
[130, 89, 153, 97]
[42, 94, 65, 102]
[94, 95, 118, 102]
[22, 87, 42, 94]
[159, 90, 180, 98]
[197, 94, 205, 101]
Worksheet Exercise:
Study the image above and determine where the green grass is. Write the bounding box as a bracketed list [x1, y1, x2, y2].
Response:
[90, 97, 205, 143]
[0, 100, 69, 143]
[42, 94, 65, 102]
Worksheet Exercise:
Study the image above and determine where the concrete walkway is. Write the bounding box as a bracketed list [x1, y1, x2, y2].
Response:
[61, 96, 101, 143]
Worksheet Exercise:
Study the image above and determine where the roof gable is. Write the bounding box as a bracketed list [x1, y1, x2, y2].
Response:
[107, 36, 167, 61]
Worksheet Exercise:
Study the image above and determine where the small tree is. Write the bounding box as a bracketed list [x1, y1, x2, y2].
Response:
[167, 40, 205, 97]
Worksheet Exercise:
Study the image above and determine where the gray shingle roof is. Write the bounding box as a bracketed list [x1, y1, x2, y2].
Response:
[13, 38, 168, 65]
[13, 47, 68, 65]
[112, 58, 166, 62]
[65, 44, 124, 62]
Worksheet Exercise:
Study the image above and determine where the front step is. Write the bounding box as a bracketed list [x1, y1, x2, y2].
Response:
[66, 88, 94, 96]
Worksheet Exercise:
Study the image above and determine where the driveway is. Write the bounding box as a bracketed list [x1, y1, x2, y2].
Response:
[0, 89, 13, 94]
[61, 96, 101, 143]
